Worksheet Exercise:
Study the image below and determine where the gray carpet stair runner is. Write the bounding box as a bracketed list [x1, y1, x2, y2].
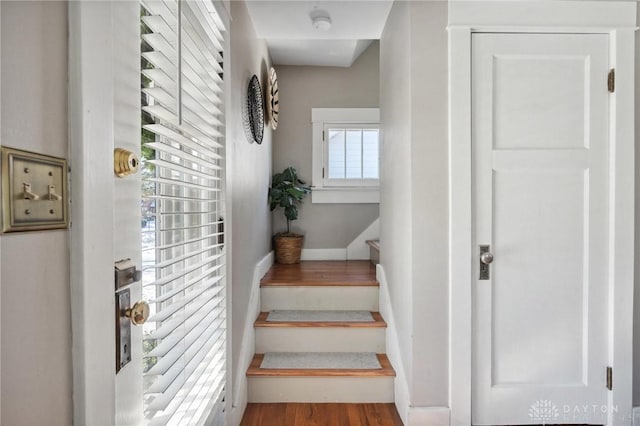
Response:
[260, 352, 382, 370]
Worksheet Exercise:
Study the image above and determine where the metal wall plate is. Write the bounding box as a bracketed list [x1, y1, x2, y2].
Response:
[1, 146, 68, 233]
[479, 244, 491, 280]
[116, 289, 132, 373]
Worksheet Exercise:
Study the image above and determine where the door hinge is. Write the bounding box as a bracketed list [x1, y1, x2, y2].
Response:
[606, 366, 613, 390]
[608, 69, 615, 93]
[322, 130, 325, 141]
[322, 168, 325, 179]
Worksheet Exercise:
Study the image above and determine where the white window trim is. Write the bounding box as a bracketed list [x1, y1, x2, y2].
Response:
[311, 108, 380, 204]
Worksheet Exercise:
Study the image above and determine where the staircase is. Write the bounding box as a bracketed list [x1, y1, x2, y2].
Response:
[246, 260, 395, 403]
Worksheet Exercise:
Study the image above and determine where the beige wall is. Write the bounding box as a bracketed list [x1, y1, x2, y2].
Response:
[379, 0, 449, 410]
[272, 44, 380, 248]
[408, 1, 449, 406]
[229, 0, 273, 409]
[1, 2, 72, 425]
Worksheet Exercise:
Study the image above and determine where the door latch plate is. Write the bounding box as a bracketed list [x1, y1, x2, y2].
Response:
[114, 258, 142, 291]
[479, 245, 491, 280]
[116, 289, 132, 373]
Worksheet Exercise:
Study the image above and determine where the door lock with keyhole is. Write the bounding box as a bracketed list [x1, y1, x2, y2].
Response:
[479, 245, 494, 280]
[114, 259, 148, 373]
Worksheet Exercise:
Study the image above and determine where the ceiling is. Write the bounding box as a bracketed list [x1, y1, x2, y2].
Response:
[245, 1, 393, 67]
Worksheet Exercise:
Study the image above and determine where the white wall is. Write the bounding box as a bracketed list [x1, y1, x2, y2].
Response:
[272, 44, 380, 248]
[379, 0, 414, 405]
[379, 0, 449, 410]
[1, 2, 72, 425]
[384, 1, 640, 413]
[229, 0, 273, 412]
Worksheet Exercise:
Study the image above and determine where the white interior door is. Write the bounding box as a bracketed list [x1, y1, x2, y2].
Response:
[472, 33, 611, 425]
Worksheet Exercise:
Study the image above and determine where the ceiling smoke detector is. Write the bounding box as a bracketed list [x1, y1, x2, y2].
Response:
[311, 13, 332, 31]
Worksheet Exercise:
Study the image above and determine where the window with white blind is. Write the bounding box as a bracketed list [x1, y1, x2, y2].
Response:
[325, 124, 380, 185]
[311, 108, 380, 204]
[140, 0, 227, 425]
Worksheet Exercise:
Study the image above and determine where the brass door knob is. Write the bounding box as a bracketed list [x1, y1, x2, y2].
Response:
[125, 301, 150, 325]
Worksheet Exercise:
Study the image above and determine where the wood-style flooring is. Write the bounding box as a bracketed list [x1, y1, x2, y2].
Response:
[254, 311, 386, 328]
[260, 260, 378, 287]
[240, 403, 404, 426]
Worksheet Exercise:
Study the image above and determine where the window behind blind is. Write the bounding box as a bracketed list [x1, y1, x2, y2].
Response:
[324, 123, 380, 187]
[140, 0, 227, 424]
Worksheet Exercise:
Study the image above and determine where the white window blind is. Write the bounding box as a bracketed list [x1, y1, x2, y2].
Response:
[324, 124, 380, 187]
[140, 1, 227, 425]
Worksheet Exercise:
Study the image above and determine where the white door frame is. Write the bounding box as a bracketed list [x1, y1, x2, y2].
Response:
[448, 2, 637, 425]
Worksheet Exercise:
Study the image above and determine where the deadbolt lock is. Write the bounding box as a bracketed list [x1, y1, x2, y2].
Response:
[114, 148, 139, 177]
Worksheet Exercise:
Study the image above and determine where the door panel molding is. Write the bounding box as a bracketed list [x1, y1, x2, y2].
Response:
[449, 3, 636, 425]
[472, 32, 609, 425]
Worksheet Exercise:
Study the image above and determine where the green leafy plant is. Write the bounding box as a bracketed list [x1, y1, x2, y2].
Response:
[269, 166, 311, 234]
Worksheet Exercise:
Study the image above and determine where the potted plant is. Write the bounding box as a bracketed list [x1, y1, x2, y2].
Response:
[269, 166, 311, 264]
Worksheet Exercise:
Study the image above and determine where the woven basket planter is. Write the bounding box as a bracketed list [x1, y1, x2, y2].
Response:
[274, 233, 304, 264]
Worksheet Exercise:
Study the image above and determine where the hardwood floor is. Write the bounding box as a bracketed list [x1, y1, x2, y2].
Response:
[260, 260, 378, 287]
[240, 403, 404, 426]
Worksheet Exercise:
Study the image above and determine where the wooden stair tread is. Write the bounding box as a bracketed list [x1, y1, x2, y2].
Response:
[247, 353, 395, 377]
[261, 281, 379, 287]
[255, 312, 386, 328]
[260, 260, 378, 287]
[366, 239, 380, 251]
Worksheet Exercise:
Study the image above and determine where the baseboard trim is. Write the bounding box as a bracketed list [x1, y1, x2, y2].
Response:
[229, 251, 274, 426]
[300, 248, 347, 261]
[633, 406, 640, 426]
[376, 264, 411, 426]
[408, 406, 451, 426]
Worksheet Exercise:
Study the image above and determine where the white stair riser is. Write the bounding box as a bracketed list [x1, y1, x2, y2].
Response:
[255, 328, 386, 353]
[248, 376, 394, 403]
[261, 287, 379, 311]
